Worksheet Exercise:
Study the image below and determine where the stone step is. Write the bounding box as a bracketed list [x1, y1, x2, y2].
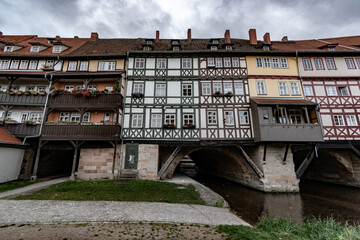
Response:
[120, 169, 138, 179]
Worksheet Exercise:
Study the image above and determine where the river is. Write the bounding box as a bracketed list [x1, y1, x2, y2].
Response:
[193, 173, 360, 225]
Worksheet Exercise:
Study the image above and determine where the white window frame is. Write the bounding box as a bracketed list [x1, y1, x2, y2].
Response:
[326, 58, 336, 70]
[0, 60, 10, 69]
[67, 61, 77, 71]
[202, 83, 211, 95]
[278, 81, 289, 95]
[213, 83, 222, 93]
[304, 86, 314, 96]
[224, 58, 231, 67]
[52, 45, 62, 53]
[207, 58, 215, 67]
[338, 86, 350, 96]
[156, 58, 166, 69]
[30, 46, 40, 53]
[70, 112, 81, 122]
[224, 83, 233, 94]
[165, 114, 176, 125]
[182, 84, 192, 96]
[45, 60, 54, 67]
[346, 58, 356, 69]
[26, 86, 36, 91]
[234, 83, 244, 95]
[346, 115, 358, 126]
[183, 114, 194, 125]
[155, 83, 166, 96]
[210, 46, 217, 51]
[334, 115, 345, 126]
[290, 82, 301, 95]
[4, 46, 13, 52]
[232, 58, 239, 67]
[326, 86, 338, 96]
[37, 86, 46, 92]
[29, 112, 43, 122]
[182, 58, 192, 69]
[272, 58, 280, 68]
[224, 111, 234, 125]
[303, 58, 312, 70]
[131, 114, 143, 128]
[225, 45, 232, 50]
[83, 112, 90, 122]
[79, 61, 89, 71]
[314, 58, 325, 70]
[239, 111, 249, 124]
[207, 111, 217, 125]
[87, 85, 97, 90]
[151, 114, 162, 128]
[28, 60, 38, 70]
[256, 81, 267, 95]
[59, 112, 70, 122]
[133, 83, 144, 94]
[255, 58, 263, 68]
[263, 58, 271, 68]
[10, 60, 20, 69]
[215, 58, 222, 67]
[134, 58, 145, 69]
[98, 61, 115, 71]
[280, 58, 289, 68]
[64, 85, 74, 92]
[19, 60, 29, 69]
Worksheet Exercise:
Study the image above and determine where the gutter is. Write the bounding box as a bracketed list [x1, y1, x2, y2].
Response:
[22, 69, 61, 144]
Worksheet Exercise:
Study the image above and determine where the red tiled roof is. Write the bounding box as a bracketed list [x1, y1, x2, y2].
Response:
[0, 35, 37, 44]
[251, 98, 317, 105]
[0, 127, 22, 144]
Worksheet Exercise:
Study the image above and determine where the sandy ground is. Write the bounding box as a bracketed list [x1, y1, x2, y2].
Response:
[0, 222, 226, 240]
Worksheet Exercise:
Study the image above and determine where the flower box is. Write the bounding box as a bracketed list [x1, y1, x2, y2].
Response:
[182, 124, 195, 129]
[25, 120, 37, 126]
[132, 92, 144, 98]
[39, 92, 46, 96]
[41, 67, 54, 71]
[16, 91, 24, 95]
[8, 91, 15, 95]
[163, 124, 176, 129]
[5, 120, 18, 125]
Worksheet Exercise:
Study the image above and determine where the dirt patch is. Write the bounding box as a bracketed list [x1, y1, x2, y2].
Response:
[0, 222, 226, 239]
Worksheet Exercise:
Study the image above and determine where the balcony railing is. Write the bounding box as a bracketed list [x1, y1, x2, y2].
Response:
[42, 124, 120, 140]
[0, 93, 46, 106]
[48, 94, 122, 109]
[4, 123, 41, 137]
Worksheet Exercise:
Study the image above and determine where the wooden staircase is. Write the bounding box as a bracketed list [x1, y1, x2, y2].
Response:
[296, 146, 317, 179]
[236, 145, 264, 179]
[157, 145, 183, 180]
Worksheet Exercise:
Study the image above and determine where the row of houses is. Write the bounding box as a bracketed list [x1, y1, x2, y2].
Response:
[1, 29, 360, 188]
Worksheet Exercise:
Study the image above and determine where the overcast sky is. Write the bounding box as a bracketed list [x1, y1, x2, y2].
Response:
[1, 0, 360, 41]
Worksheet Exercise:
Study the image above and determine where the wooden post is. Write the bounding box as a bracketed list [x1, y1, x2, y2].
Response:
[70, 144, 78, 181]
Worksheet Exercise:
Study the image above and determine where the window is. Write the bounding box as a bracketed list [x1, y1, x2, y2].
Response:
[104, 112, 110, 122]
[290, 82, 300, 95]
[155, 84, 166, 96]
[165, 114, 176, 125]
[213, 83, 222, 93]
[234, 83, 244, 95]
[134, 58, 145, 69]
[289, 109, 302, 124]
[272, 58, 280, 68]
[207, 58, 215, 67]
[21, 113, 28, 122]
[224, 83, 232, 94]
[64, 85, 74, 92]
[172, 40, 179, 45]
[215, 58, 222, 67]
[28, 60, 38, 70]
[232, 58, 239, 67]
[59, 112, 70, 122]
[207, 111, 217, 124]
[212, 40, 219, 44]
[225, 45, 232, 50]
[87, 85, 97, 90]
[263, 58, 271, 68]
[173, 46, 180, 51]
[4, 46, 13, 52]
[75, 85, 85, 90]
[182, 58, 192, 69]
[30, 46, 39, 53]
[182, 84, 192, 96]
[156, 58, 166, 69]
[70, 112, 80, 122]
[105, 86, 113, 92]
[45, 60, 54, 67]
[37, 86, 46, 92]
[0, 60, 10, 69]
[334, 115, 345, 126]
[304, 86, 314, 96]
[19, 60, 29, 69]
[83, 112, 90, 122]
[29, 112, 43, 122]
[346, 58, 356, 69]
[133, 83, 144, 94]
[256, 81, 266, 95]
[326, 86, 337, 96]
[239, 111, 249, 124]
[143, 46, 151, 51]
[255, 58, 263, 67]
[132, 114, 143, 128]
[338, 86, 350, 96]
[52, 45, 62, 53]
[346, 115, 358, 126]
[224, 111, 234, 125]
[356, 58, 360, 69]
[326, 58, 336, 70]
[280, 58, 289, 68]
[11, 86, 20, 91]
[314, 58, 325, 70]
[26, 86, 35, 91]
[303, 58, 312, 70]
[224, 58, 231, 67]
[146, 40, 153, 45]
[183, 114, 194, 125]
[202, 83, 211, 95]
[79, 61, 89, 71]
[98, 61, 115, 71]
[67, 61, 77, 71]
[151, 114, 162, 128]
[278, 82, 289, 95]
[10, 60, 20, 69]
[210, 46, 217, 51]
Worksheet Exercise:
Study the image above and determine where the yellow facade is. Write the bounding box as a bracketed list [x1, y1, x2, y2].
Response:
[248, 78, 304, 98]
[62, 59, 125, 72]
[246, 56, 298, 76]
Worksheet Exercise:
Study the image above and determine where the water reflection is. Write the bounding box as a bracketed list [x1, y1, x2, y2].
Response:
[194, 173, 360, 225]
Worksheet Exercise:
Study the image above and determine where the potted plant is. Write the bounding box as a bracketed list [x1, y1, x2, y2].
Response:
[24, 90, 31, 96]
[31, 91, 39, 96]
[132, 92, 144, 98]
[41, 65, 54, 71]
[226, 91, 233, 97]
[16, 91, 23, 95]
[163, 124, 176, 129]
[39, 91, 46, 96]
[183, 124, 195, 129]
[213, 91, 223, 97]
[8, 91, 15, 95]
[24, 120, 36, 126]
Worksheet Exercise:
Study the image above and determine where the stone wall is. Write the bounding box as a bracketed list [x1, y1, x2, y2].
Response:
[77, 146, 119, 180]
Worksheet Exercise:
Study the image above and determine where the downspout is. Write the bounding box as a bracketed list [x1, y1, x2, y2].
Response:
[118, 51, 129, 178]
[22, 69, 60, 144]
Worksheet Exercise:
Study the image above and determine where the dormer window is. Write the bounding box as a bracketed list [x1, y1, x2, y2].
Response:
[52, 45, 62, 53]
[143, 46, 151, 51]
[225, 45, 232, 50]
[146, 40, 153, 45]
[329, 47, 335, 51]
[212, 40, 219, 44]
[263, 46, 270, 51]
[173, 46, 180, 51]
[4, 46, 13, 52]
[30, 46, 40, 53]
[211, 46, 217, 51]
[172, 40, 179, 45]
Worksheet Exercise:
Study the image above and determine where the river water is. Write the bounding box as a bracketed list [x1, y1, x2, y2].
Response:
[193, 173, 360, 225]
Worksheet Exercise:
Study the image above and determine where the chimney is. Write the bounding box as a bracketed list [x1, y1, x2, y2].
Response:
[281, 36, 288, 42]
[0, 31, 2, 36]
[187, 29, 191, 42]
[249, 29, 257, 45]
[91, 32, 99, 40]
[224, 29, 231, 43]
[74, 36, 79, 39]
[156, 30, 160, 42]
[263, 32, 271, 43]
[55, 35, 61, 41]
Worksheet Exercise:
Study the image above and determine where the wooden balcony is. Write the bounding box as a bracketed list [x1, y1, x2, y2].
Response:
[0, 93, 46, 106]
[4, 123, 41, 137]
[41, 124, 120, 140]
[48, 94, 122, 109]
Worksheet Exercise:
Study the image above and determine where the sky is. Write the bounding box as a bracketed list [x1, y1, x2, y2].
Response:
[1, 0, 360, 41]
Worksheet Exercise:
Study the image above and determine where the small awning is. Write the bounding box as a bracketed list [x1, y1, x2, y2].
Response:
[251, 98, 317, 106]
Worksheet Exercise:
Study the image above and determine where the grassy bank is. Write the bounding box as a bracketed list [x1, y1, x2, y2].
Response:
[217, 217, 360, 240]
[0, 181, 34, 193]
[13, 179, 204, 205]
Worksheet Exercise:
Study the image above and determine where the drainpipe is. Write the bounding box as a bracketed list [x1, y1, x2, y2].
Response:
[22, 70, 60, 144]
[118, 52, 129, 178]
